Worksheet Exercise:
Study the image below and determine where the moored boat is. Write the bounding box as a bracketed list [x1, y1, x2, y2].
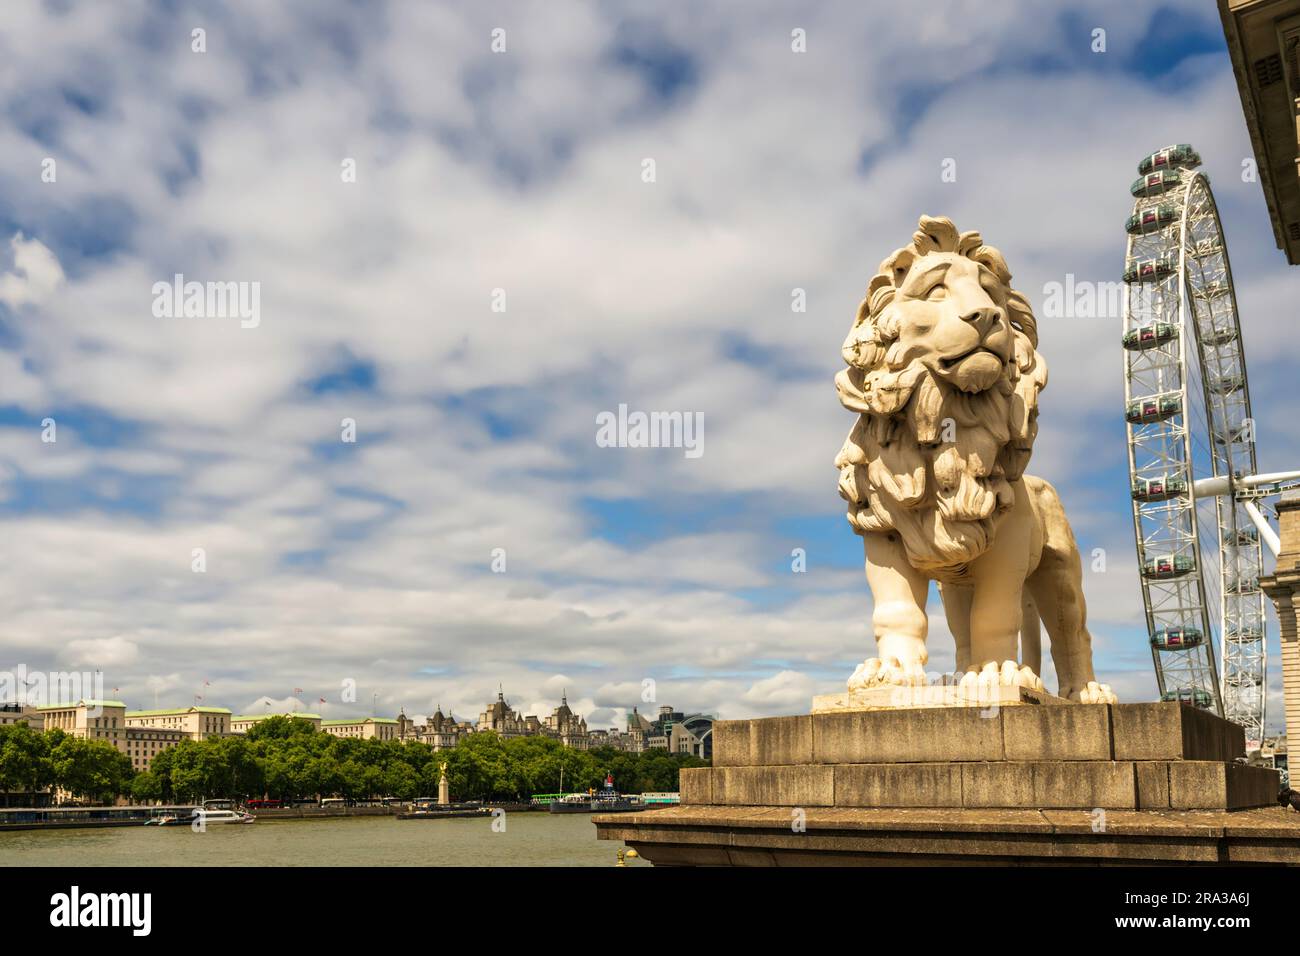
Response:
[396, 800, 492, 820]
[548, 792, 597, 814]
[149, 807, 255, 826]
[548, 775, 647, 814]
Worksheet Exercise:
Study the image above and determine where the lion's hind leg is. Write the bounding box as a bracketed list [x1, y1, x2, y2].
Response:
[940, 581, 1040, 678]
[942, 583, 1041, 688]
[1021, 592, 1042, 678]
[1024, 477, 1116, 704]
[939, 582, 973, 673]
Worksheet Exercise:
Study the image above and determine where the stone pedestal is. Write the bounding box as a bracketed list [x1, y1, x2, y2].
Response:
[811, 683, 1064, 713]
[594, 701, 1300, 865]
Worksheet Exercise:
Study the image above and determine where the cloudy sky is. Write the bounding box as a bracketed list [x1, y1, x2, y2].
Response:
[0, 0, 1296, 731]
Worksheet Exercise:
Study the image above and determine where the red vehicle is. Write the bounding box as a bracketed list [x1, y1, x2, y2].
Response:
[246, 799, 283, 810]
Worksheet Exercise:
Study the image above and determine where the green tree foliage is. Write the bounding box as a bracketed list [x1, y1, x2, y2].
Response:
[433, 734, 707, 802]
[0, 725, 140, 805]
[150, 735, 266, 802]
[0, 719, 709, 805]
[0, 723, 58, 795]
[48, 735, 133, 803]
[244, 715, 319, 741]
[130, 770, 163, 803]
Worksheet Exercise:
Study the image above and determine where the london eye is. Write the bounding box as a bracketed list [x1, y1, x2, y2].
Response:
[1122, 143, 1300, 749]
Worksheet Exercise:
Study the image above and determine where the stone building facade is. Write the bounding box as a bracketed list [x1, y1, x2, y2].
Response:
[396, 706, 471, 749]
[37, 700, 191, 773]
[230, 712, 323, 733]
[125, 706, 231, 740]
[321, 717, 399, 741]
[1258, 493, 1300, 781]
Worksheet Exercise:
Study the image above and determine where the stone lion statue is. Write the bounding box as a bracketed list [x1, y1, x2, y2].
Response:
[835, 215, 1114, 703]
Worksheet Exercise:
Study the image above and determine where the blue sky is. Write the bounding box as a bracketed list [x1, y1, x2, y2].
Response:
[0, 0, 1296, 730]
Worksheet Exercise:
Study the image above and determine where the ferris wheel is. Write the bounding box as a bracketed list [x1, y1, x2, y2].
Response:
[1121, 143, 1300, 749]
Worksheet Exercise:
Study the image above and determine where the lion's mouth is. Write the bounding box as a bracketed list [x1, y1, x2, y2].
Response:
[939, 346, 1001, 370]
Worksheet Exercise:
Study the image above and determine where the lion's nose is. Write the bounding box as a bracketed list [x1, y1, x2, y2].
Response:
[961, 308, 1002, 334]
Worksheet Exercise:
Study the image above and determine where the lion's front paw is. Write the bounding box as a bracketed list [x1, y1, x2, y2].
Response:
[847, 655, 927, 690]
[959, 660, 1045, 694]
[1067, 681, 1117, 704]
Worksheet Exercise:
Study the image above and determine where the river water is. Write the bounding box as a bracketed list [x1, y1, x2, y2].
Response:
[0, 812, 646, 867]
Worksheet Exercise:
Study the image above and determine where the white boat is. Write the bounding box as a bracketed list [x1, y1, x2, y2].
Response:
[548, 792, 595, 813]
[155, 807, 253, 826]
[200, 808, 255, 825]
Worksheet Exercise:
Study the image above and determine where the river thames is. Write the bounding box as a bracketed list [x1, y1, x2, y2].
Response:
[0, 812, 647, 867]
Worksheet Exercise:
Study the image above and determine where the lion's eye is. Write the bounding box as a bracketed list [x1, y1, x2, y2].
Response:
[924, 283, 947, 301]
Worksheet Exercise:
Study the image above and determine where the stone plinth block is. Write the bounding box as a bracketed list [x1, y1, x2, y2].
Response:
[711, 766, 834, 807]
[811, 707, 1004, 764]
[707, 700, 1250, 766]
[833, 763, 964, 808]
[811, 683, 1064, 714]
[684, 760, 1276, 811]
[1002, 705, 1112, 761]
[1135, 762, 1171, 809]
[1111, 702, 1245, 762]
[961, 761, 1138, 809]
[712, 715, 811, 767]
[714, 702, 1247, 767]
[679, 767, 713, 805]
[1168, 761, 1280, 810]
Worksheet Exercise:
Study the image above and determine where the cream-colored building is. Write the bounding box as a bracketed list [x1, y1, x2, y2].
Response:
[321, 717, 398, 741]
[396, 707, 470, 749]
[475, 689, 598, 747]
[35, 699, 191, 772]
[125, 706, 231, 740]
[587, 728, 646, 752]
[476, 690, 541, 738]
[0, 703, 44, 730]
[544, 693, 590, 750]
[37, 699, 128, 749]
[1258, 494, 1300, 772]
[231, 712, 323, 733]
[123, 727, 187, 772]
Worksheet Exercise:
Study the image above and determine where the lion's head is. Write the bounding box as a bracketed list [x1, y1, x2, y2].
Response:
[835, 215, 1047, 572]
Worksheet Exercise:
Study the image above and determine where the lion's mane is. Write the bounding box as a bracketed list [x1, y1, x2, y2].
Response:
[834, 216, 1048, 573]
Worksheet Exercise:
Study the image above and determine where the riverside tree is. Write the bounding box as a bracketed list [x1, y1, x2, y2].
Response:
[0, 719, 708, 805]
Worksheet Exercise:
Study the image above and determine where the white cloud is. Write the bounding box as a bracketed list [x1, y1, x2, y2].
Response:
[0, 233, 64, 308]
[63, 636, 139, 670]
[0, 0, 1279, 726]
